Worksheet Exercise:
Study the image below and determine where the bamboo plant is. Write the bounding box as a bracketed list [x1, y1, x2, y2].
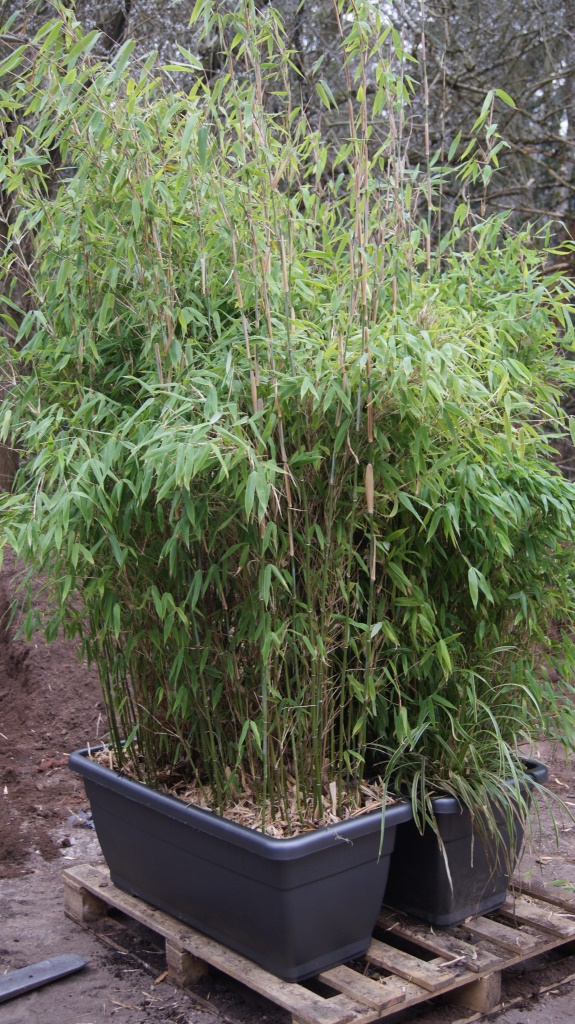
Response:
[2, 0, 575, 836]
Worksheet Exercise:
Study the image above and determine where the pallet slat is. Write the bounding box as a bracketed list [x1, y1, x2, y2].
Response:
[511, 875, 575, 913]
[378, 910, 501, 973]
[290, 995, 371, 1024]
[366, 938, 472, 992]
[318, 964, 406, 1012]
[456, 915, 540, 954]
[500, 895, 575, 938]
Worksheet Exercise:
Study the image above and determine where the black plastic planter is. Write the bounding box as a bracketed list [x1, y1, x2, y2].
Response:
[69, 749, 412, 980]
[383, 758, 548, 927]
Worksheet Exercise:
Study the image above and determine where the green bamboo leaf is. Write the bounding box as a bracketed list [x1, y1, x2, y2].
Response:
[0, 45, 27, 76]
[255, 474, 270, 519]
[164, 62, 202, 74]
[131, 197, 141, 231]
[109, 533, 124, 567]
[113, 603, 121, 639]
[473, 90, 494, 130]
[495, 88, 515, 108]
[110, 38, 136, 79]
[437, 639, 452, 676]
[198, 126, 208, 168]
[397, 492, 423, 522]
[245, 471, 257, 519]
[260, 563, 272, 605]
[181, 115, 197, 159]
[301, 635, 316, 658]
[0, 408, 11, 443]
[237, 719, 251, 757]
[468, 567, 479, 609]
[249, 721, 262, 755]
[189, 0, 209, 24]
[66, 37, 94, 68]
[315, 80, 332, 109]
[123, 725, 139, 749]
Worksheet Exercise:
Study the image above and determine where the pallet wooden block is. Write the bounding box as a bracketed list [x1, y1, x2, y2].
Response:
[62, 863, 575, 1024]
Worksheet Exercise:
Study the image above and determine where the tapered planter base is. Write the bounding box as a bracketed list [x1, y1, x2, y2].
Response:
[69, 749, 412, 980]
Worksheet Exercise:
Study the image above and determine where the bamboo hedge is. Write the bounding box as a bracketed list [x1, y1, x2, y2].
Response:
[2, 0, 575, 833]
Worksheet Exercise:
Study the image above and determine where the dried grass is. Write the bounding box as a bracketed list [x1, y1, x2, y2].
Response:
[92, 747, 394, 837]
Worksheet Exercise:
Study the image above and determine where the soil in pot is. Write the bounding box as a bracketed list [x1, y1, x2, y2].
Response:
[69, 748, 412, 981]
[383, 759, 548, 927]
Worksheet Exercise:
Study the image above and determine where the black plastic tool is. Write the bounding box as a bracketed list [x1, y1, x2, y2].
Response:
[0, 954, 86, 1003]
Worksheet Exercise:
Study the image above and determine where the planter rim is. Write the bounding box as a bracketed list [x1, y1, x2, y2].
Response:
[69, 747, 412, 859]
[423, 757, 548, 816]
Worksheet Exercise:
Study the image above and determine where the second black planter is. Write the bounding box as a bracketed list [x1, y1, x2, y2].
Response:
[384, 758, 548, 927]
[70, 749, 412, 980]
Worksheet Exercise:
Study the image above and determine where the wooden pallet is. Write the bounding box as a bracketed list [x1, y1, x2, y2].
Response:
[62, 864, 575, 1024]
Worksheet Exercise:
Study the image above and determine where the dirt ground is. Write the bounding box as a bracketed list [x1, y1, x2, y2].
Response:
[3, 554, 575, 1024]
[0, 550, 104, 876]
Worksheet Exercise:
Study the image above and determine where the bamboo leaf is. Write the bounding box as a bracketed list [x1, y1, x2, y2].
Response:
[436, 639, 452, 677]
[468, 566, 479, 609]
[495, 88, 515, 108]
[198, 126, 208, 168]
[131, 197, 141, 231]
[0, 45, 27, 76]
